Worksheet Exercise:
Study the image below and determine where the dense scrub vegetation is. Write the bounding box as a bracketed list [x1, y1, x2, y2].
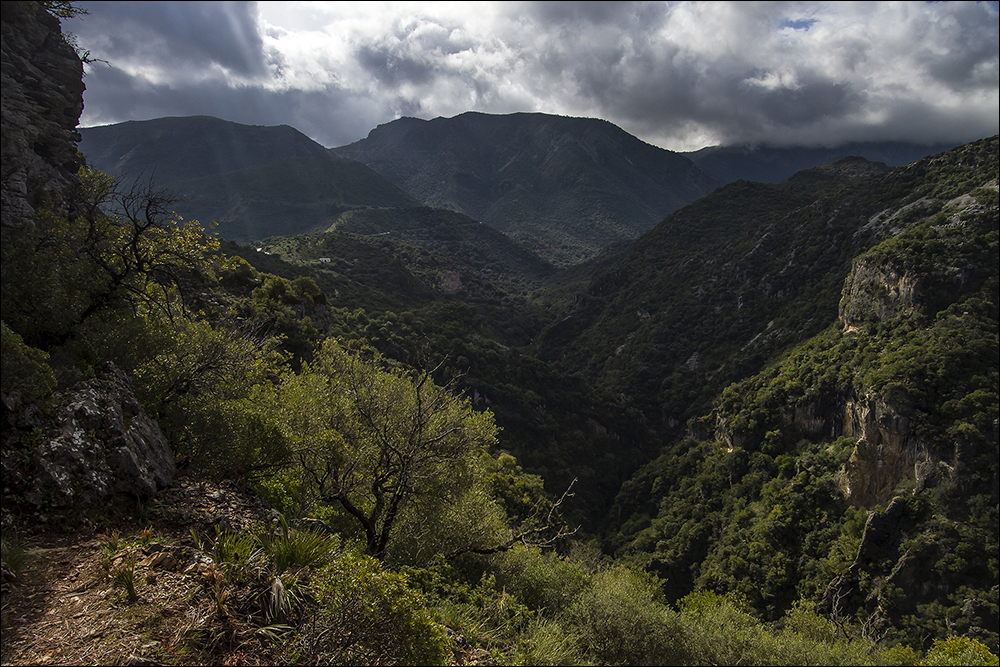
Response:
[607, 142, 1000, 654]
[537, 138, 999, 434]
[3, 6, 998, 663]
[5, 143, 997, 664]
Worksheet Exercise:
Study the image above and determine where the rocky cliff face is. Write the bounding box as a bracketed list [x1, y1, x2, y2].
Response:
[715, 390, 936, 507]
[838, 391, 935, 506]
[1, 5, 177, 510]
[838, 258, 922, 330]
[715, 178, 998, 508]
[1, 1, 85, 228]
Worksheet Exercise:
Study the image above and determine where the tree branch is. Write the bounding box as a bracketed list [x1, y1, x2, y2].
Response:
[445, 478, 578, 561]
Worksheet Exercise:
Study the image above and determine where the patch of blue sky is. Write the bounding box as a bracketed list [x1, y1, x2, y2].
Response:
[780, 18, 818, 31]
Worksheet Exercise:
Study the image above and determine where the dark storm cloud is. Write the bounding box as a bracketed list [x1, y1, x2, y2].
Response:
[71, 1, 267, 77]
[517, 0, 668, 29]
[518, 2, 998, 147]
[919, 31, 1000, 91]
[752, 78, 857, 127]
[77, 61, 383, 149]
[65, 1, 999, 151]
[355, 44, 437, 87]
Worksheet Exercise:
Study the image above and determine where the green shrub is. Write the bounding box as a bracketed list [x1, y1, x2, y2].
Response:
[0, 530, 29, 576]
[254, 519, 338, 575]
[678, 591, 774, 665]
[775, 602, 887, 665]
[291, 550, 448, 665]
[562, 565, 686, 666]
[491, 544, 590, 614]
[434, 592, 531, 657]
[0, 320, 57, 405]
[512, 617, 583, 666]
[678, 592, 893, 665]
[921, 636, 1000, 666]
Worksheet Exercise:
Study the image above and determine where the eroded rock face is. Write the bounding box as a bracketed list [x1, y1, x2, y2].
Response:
[839, 257, 922, 330]
[24, 363, 175, 508]
[714, 389, 937, 508]
[839, 392, 933, 506]
[1, 1, 85, 228]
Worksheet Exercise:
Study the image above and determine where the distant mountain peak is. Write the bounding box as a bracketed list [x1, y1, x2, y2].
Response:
[783, 155, 891, 185]
[683, 139, 966, 184]
[333, 111, 720, 265]
[79, 116, 417, 241]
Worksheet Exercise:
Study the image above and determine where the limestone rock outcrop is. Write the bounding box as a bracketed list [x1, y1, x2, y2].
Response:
[838, 392, 934, 506]
[16, 362, 176, 508]
[1, 1, 85, 228]
[838, 257, 922, 330]
[726, 391, 938, 507]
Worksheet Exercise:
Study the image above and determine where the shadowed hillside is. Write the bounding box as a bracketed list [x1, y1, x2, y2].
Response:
[684, 140, 960, 185]
[79, 116, 418, 240]
[333, 111, 722, 265]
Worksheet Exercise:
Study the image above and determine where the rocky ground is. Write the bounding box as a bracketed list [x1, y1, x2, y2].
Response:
[1, 477, 280, 666]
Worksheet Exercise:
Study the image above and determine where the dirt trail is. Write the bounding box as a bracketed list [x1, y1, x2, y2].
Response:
[1, 478, 487, 666]
[2, 536, 126, 665]
[1, 479, 278, 666]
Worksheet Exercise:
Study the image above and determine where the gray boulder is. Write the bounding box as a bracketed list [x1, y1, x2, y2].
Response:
[25, 362, 175, 508]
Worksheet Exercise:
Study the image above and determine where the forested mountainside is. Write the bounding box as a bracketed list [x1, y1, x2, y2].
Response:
[3, 3, 998, 666]
[536, 149, 995, 431]
[79, 116, 418, 241]
[603, 138, 999, 650]
[239, 138, 999, 654]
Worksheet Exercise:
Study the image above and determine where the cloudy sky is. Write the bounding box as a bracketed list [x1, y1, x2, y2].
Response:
[64, 1, 999, 152]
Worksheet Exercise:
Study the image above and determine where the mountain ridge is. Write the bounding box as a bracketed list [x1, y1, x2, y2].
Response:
[332, 111, 722, 264]
[79, 116, 419, 241]
[535, 141, 997, 432]
[79, 112, 978, 269]
[683, 140, 962, 185]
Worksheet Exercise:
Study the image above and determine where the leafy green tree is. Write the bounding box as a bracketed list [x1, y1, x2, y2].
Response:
[269, 338, 577, 564]
[1, 167, 219, 353]
[272, 339, 500, 562]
